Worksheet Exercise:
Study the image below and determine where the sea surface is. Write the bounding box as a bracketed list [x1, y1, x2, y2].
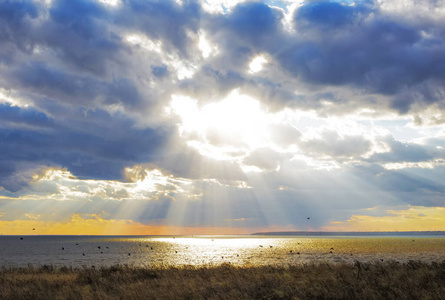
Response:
[1, 235, 444, 268]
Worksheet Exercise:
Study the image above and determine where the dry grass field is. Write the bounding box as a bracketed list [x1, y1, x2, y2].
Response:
[1, 260, 445, 299]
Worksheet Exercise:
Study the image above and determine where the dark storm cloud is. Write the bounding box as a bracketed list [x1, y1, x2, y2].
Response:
[225, 2, 283, 47]
[0, 0, 120, 75]
[12, 63, 141, 108]
[0, 0, 193, 192]
[280, 1, 444, 108]
[0, 0, 204, 113]
[4, 0, 445, 117]
[295, 1, 372, 30]
[368, 135, 445, 163]
[0, 103, 169, 191]
[188, 0, 445, 112]
[0, 0, 38, 55]
[348, 163, 445, 206]
[117, 0, 201, 55]
[199, 2, 284, 75]
[176, 1, 285, 103]
[43, 0, 121, 75]
[0, 102, 54, 128]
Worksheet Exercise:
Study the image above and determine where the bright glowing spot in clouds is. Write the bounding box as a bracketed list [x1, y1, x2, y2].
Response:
[0, 89, 30, 108]
[174, 63, 195, 80]
[383, 162, 439, 170]
[125, 34, 162, 53]
[249, 55, 267, 73]
[169, 90, 272, 160]
[98, 0, 121, 6]
[35, 0, 54, 6]
[21, 167, 194, 202]
[198, 32, 218, 58]
[33, 168, 75, 181]
[201, 0, 246, 14]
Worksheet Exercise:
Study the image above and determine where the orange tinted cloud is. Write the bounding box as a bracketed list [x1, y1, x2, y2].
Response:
[0, 213, 257, 235]
[324, 206, 445, 232]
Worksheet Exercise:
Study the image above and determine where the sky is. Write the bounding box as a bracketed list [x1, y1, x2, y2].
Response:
[1, 0, 445, 235]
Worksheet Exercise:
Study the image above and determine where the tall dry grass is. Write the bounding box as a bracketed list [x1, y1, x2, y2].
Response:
[1, 260, 445, 299]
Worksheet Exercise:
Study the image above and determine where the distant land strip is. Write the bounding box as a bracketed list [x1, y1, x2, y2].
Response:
[251, 231, 445, 236]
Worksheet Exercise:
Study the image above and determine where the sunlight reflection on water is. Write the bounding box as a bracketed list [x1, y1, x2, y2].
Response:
[0, 235, 444, 268]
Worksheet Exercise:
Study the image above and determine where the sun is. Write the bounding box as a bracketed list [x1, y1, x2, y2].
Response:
[168, 89, 272, 161]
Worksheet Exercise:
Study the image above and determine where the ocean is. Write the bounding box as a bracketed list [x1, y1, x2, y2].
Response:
[1, 235, 444, 268]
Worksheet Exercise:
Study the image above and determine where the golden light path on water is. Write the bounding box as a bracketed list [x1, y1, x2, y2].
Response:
[76, 236, 445, 267]
[1, 236, 444, 268]
[153, 236, 445, 267]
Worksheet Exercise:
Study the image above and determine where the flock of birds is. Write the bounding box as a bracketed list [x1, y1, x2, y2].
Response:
[19, 223, 417, 262]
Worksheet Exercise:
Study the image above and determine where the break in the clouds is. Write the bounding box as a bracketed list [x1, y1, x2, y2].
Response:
[1, 0, 445, 234]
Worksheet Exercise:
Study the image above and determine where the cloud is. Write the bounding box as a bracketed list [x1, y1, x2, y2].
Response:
[299, 130, 373, 159]
[367, 135, 445, 164]
[203, 0, 445, 113]
[1, 0, 445, 233]
[225, 2, 283, 46]
[268, 123, 301, 147]
[324, 205, 445, 232]
[117, 0, 201, 54]
[4, 0, 445, 115]
[0, 102, 54, 129]
[243, 147, 288, 171]
[295, 1, 372, 30]
[0, 102, 169, 191]
[10, 63, 141, 109]
[0, 0, 38, 56]
[42, 0, 120, 75]
[346, 163, 445, 207]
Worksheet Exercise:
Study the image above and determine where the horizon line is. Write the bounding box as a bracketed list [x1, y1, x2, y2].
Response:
[2, 230, 445, 237]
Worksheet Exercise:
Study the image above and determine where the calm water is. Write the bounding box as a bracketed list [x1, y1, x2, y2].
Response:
[0, 235, 444, 268]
